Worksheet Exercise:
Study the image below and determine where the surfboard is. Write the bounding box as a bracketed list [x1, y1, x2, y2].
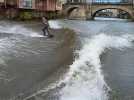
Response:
[44, 34, 54, 38]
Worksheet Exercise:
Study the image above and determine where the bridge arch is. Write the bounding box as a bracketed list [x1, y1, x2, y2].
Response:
[64, 6, 80, 17]
[91, 6, 133, 19]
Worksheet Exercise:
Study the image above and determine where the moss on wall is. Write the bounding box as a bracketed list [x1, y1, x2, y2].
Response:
[0, 9, 62, 20]
[19, 10, 33, 20]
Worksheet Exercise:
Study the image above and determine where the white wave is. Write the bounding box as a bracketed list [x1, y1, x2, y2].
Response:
[49, 20, 62, 29]
[59, 34, 134, 100]
[95, 17, 127, 21]
[22, 34, 134, 100]
[0, 24, 43, 37]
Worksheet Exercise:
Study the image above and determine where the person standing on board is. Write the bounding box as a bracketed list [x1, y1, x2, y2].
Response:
[42, 16, 53, 37]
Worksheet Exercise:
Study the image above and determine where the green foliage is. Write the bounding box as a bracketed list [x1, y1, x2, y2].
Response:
[19, 11, 33, 20]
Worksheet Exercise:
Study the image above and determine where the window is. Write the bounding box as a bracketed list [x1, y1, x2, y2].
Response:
[22, 0, 32, 8]
[19, 0, 35, 9]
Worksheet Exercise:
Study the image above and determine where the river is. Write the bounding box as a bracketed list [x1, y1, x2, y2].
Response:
[0, 18, 134, 100]
[47, 18, 134, 100]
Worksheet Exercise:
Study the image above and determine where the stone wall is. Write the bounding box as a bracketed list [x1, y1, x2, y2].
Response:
[0, 8, 62, 20]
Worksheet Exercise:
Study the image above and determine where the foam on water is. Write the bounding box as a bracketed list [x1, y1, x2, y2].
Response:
[59, 34, 134, 100]
[95, 17, 128, 21]
[23, 34, 134, 100]
[0, 20, 63, 66]
[0, 24, 43, 37]
[49, 20, 62, 29]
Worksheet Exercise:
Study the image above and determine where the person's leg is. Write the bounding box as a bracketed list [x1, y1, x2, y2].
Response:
[42, 27, 46, 36]
[46, 28, 50, 36]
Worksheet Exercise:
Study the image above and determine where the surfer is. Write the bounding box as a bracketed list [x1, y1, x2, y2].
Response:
[42, 16, 53, 38]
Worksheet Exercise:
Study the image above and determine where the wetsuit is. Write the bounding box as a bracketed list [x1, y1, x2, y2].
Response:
[42, 17, 50, 36]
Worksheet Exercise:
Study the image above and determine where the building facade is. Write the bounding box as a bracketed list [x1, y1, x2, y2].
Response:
[0, 0, 63, 19]
[0, 0, 62, 11]
[17, 0, 62, 11]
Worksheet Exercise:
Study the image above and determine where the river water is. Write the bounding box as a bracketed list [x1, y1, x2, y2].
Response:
[0, 18, 134, 100]
[47, 18, 134, 100]
[0, 20, 74, 100]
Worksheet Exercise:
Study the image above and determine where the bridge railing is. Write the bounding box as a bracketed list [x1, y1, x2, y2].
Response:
[65, 0, 134, 5]
[91, 0, 133, 5]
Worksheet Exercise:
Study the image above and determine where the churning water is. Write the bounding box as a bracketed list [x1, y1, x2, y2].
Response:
[0, 20, 134, 100]
[58, 34, 134, 100]
[0, 22, 44, 65]
[0, 20, 75, 100]
[32, 19, 134, 100]
[0, 21, 54, 99]
[0, 22, 43, 37]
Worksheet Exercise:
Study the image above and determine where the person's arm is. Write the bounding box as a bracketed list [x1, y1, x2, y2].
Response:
[42, 17, 47, 24]
[47, 21, 50, 28]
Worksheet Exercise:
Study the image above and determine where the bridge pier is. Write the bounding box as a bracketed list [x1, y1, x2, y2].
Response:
[85, 10, 94, 20]
[130, 13, 134, 21]
[62, 4, 88, 20]
[69, 8, 87, 20]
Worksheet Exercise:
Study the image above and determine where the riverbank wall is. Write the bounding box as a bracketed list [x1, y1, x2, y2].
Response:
[0, 8, 63, 20]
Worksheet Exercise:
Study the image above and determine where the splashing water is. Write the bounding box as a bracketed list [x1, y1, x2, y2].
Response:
[49, 20, 62, 29]
[59, 34, 134, 100]
[0, 23, 44, 65]
[0, 24, 43, 37]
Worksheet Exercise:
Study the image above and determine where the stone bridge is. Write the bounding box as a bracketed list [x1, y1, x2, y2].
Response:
[63, 3, 134, 20]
